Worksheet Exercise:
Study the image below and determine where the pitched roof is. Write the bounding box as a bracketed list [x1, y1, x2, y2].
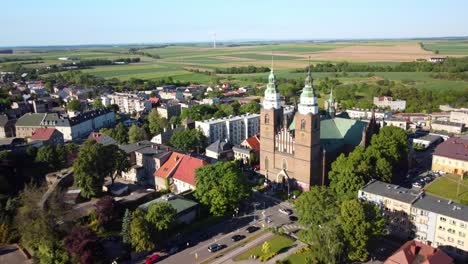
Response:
[434, 137, 468, 162]
[87, 132, 116, 145]
[138, 193, 198, 214]
[384, 240, 453, 264]
[154, 152, 184, 179]
[16, 113, 46, 127]
[320, 117, 367, 152]
[31, 128, 59, 141]
[206, 140, 233, 153]
[172, 155, 207, 186]
[244, 135, 260, 152]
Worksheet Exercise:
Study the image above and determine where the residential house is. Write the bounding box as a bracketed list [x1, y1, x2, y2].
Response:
[31, 128, 64, 146]
[150, 126, 184, 145]
[154, 151, 184, 190]
[450, 111, 468, 127]
[107, 93, 152, 114]
[384, 240, 453, 264]
[233, 134, 260, 164]
[0, 114, 16, 138]
[432, 137, 468, 176]
[138, 193, 198, 224]
[157, 103, 181, 119]
[205, 140, 233, 161]
[172, 155, 208, 193]
[373, 96, 407, 111]
[87, 132, 117, 146]
[346, 108, 392, 120]
[413, 135, 442, 149]
[119, 141, 172, 185]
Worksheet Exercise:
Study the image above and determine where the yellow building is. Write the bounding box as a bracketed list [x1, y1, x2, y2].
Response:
[432, 138, 468, 176]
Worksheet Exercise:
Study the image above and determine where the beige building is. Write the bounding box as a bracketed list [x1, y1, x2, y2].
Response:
[432, 138, 468, 176]
[431, 121, 464, 134]
[450, 111, 468, 126]
[359, 180, 468, 261]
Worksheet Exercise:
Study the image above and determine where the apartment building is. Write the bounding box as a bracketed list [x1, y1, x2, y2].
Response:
[373, 96, 407, 111]
[432, 137, 468, 176]
[359, 180, 468, 261]
[346, 108, 392, 120]
[450, 111, 468, 126]
[106, 93, 152, 114]
[195, 113, 260, 145]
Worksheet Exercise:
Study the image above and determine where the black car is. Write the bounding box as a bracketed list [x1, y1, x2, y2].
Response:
[208, 244, 222, 253]
[231, 235, 246, 242]
[246, 226, 259, 233]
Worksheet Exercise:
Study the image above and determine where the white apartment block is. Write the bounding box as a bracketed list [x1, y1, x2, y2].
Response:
[359, 180, 468, 261]
[346, 108, 392, 120]
[106, 93, 152, 114]
[195, 114, 260, 145]
[374, 96, 407, 111]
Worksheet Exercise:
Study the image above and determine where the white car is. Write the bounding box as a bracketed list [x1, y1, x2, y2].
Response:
[278, 208, 293, 215]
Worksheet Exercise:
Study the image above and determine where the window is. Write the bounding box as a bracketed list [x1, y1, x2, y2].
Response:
[460, 223, 467, 229]
[450, 220, 457, 225]
[264, 114, 269, 124]
[459, 231, 466, 238]
[440, 217, 447, 222]
[264, 157, 269, 170]
[282, 159, 288, 170]
[300, 119, 306, 130]
[448, 237, 454, 242]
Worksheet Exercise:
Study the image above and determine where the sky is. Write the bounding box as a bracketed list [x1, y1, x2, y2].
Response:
[2, 0, 468, 46]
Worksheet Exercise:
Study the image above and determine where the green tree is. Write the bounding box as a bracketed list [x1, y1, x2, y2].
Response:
[128, 124, 145, 143]
[26, 146, 37, 158]
[148, 109, 168, 135]
[299, 222, 344, 264]
[92, 99, 104, 109]
[66, 99, 82, 112]
[262, 241, 271, 255]
[293, 186, 339, 227]
[55, 144, 68, 167]
[73, 140, 106, 198]
[121, 209, 132, 245]
[194, 161, 251, 216]
[113, 122, 128, 144]
[337, 199, 385, 262]
[239, 101, 261, 114]
[145, 202, 177, 232]
[130, 209, 154, 252]
[169, 116, 180, 127]
[170, 129, 206, 153]
[36, 145, 59, 169]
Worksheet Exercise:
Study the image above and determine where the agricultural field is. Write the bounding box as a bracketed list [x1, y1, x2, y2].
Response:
[1, 39, 467, 88]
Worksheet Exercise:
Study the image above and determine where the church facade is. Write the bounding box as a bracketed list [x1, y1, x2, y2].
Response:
[259, 68, 379, 190]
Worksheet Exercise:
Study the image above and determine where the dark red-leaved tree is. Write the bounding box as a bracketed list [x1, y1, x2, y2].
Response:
[64, 226, 102, 264]
[95, 195, 119, 226]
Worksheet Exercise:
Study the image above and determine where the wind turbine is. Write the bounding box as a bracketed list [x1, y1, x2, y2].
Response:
[211, 32, 217, 48]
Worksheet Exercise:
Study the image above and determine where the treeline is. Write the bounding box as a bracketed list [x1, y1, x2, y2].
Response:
[62, 57, 141, 67]
[215, 65, 270, 74]
[0, 49, 13, 54]
[295, 57, 468, 73]
[180, 100, 260, 121]
[129, 48, 161, 59]
[0, 57, 43, 63]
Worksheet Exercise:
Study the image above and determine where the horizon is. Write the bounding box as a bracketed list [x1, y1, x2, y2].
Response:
[2, 0, 468, 47]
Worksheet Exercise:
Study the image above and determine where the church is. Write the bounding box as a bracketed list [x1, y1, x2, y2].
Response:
[259, 67, 378, 190]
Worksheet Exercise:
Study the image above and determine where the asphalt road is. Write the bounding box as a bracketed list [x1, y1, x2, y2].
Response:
[153, 193, 296, 264]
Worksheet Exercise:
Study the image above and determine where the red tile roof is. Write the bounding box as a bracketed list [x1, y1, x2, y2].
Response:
[148, 97, 160, 104]
[172, 155, 207, 186]
[384, 240, 452, 264]
[154, 152, 184, 179]
[434, 137, 468, 162]
[31, 128, 57, 141]
[244, 135, 260, 152]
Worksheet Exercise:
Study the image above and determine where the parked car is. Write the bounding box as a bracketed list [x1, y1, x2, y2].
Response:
[424, 177, 432, 183]
[208, 244, 222, 253]
[169, 246, 179, 255]
[412, 182, 424, 188]
[279, 208, 293, 215]
[145, 253, 161, 264]
[231, 235, 245, 242]
[246, 226, 260, 233]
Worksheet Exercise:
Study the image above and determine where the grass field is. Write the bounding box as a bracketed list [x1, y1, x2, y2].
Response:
[233, 234, 295, 261]
[281, 251, 309, 264]
[1, 40, 467, 88]
[425, 174, 468, 205]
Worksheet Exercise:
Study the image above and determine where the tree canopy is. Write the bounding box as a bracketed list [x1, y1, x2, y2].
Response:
[194, 161, 251, 216]
[148, 109, 168, 135]
[170, 129, 206, 153]
[145, 202, 177, 232]
[130, 209, 154, 252]
[128, 124, 145, 143]
[66, 99, 82, 112]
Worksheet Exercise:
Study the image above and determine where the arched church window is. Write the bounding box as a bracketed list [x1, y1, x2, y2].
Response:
[264, 114, 269, 124]
[265, 157, 269, 170]
[282, 159, 288, 170]
[300, 119, 306, 130]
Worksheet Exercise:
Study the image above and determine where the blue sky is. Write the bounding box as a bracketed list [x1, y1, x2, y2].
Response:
[2, 0, 467, 46]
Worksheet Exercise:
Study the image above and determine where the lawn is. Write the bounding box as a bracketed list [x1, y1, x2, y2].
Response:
[425, 174, 468, 205]
[281, 251, 309, 264]
[234, 234, 295, 261]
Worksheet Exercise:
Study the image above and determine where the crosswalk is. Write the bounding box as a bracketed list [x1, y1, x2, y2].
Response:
[282, 224, 303, 231]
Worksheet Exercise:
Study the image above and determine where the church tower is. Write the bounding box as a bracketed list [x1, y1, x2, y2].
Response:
[294, 68, 322, 187]
[260, 67, 283, 179]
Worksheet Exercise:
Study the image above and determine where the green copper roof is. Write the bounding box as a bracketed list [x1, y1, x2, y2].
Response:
[265, 69, 278, 94]
[289, 116, 367, 153]
[300, 69, 315, 98]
